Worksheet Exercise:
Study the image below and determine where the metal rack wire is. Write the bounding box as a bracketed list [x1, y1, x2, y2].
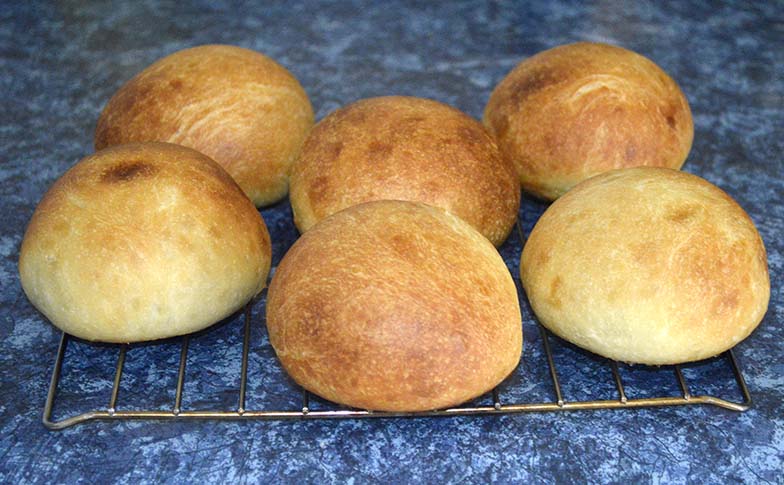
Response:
[42, 221, 753, 430]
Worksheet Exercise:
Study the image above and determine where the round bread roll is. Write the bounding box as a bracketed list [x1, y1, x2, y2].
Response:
[520, 167, 769, 365]
[484, 42, 693, 200]
[19, 142, 272, 343]
[267, 200, 522, 412]
[95, 44, 314, 207]
[289, 96, 520, 246]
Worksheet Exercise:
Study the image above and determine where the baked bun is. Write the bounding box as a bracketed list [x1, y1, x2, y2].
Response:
[267, 200, 522, 411]
[19, 142, 272, 343]
[520, 167, 769, 365]
[484, 42, 693, 200]
[95, 44, 314, 206]
[289, 96, 520, 246]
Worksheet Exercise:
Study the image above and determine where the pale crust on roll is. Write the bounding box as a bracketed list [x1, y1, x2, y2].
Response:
[289, 96, 520, 246]
[484, 42, 694, 200]
[95, 44, 314, 206]
[19, 142, 272, 343]
[520, 167, 769, 365]
[267, 200, 522, 412]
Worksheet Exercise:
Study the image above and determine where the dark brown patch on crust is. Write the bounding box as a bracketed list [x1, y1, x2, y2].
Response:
[457, 125, 487, 146]
[660, 102, 680, 130]
[548, 275, 563, 308]
[535, 248, 551, 268]
[94, 74, 160, 148]
[402, 115, 426, 125]
[390, 233, 417, 259]
[321, 141, 343, 163]
[509, 68, 561, 105]
[367, 140, 393, 162]
[395, 115, 426, 137]
[493, 114, 510, 140]
[100, 161, 157, 183]
[169, 78, 183, 90]
[666, 205, 699, 224]
[114, 83, 152, 119]
[308, 175, 330, 203]
[334, 104, 369, 125]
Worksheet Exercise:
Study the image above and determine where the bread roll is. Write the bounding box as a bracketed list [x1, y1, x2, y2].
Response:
[520, 167, 769, 365]
[267, 200, 522, 412]
[289, 96, 520, 246]
[95, 44, 314, 206]
[19, 142, 272, 343]
[484, 42, 693, 200]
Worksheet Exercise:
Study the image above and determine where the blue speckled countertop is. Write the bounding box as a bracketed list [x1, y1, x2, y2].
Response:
[1, 1, 782, 482]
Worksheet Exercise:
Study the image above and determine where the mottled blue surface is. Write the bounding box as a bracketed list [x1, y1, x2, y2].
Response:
[1, 1, 783, 483]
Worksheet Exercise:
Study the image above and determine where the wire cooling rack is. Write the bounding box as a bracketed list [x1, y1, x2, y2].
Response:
[42, 222, 753, 430]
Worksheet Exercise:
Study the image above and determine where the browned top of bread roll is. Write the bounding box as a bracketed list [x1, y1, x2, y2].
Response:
[484, 42, 693, 200]
[289, 96, 520, 246]
[19, 142, 271, 342]
[266, 200, 522, 412]
[520, 167, 769, 365]
[95, 44, 314, 207]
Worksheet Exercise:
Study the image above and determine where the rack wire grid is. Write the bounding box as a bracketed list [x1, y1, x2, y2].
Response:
[42, 220, 753, 430]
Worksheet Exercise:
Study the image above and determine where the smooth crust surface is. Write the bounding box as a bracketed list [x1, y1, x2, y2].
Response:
[484, 42, 694, 200]
[520, 168, 769, 365]
[95, 44, 314, 206]
[19, 142, 272, 342]
[289, 96, 520, 246]
[266, 200, 522, 412]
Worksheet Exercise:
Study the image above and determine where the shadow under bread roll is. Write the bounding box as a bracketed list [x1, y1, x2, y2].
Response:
[19, 142, 272, 343]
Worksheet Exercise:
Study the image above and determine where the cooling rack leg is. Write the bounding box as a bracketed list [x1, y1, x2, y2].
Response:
[42, 333, 69, 426]
[173, 337, 189, 415]
[610, 361, 628, 404]
[515, 217, 528, 244]
[238, 304, 252, 414]
[107, 345, 127, 414]
[674, 365, 691, 400]
[301, 389, 310, 415]
[538, 325, 565, 407]
[727, 350, 753, 406]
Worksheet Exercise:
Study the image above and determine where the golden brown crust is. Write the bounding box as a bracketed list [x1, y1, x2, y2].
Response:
[19, 142, 272, 342]
[95, 44, 314, 206]
[520, 167, 769, 364]
[484, 42, 694, 200]
[289, 96, 520, 246]
[266, 200, 522, 411]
